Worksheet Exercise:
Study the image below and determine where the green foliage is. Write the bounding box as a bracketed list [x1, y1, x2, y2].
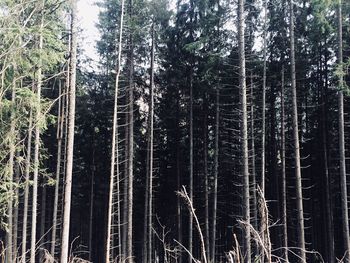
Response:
[0, 0, 67, 230]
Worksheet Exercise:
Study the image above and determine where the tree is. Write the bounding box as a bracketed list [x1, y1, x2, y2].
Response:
[337, 0, 350, 261]
[289, 0, 306, 260]
[60, 0, 78, 262]
[238, 0, 251, 261]
[106, 0, 125, 261]
[30, 2, 45, 260]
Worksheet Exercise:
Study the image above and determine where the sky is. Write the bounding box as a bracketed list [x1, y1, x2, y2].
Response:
[77, 0, 100, 68]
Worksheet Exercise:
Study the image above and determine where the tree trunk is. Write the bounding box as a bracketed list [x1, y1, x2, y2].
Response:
[60, 0, 77, 261]
[261, 0, 267, 196]
[6, 66, 16, 263]
[40, 183, 47, 259]
[14, 149, 20, 260]
[176, 88, 182, 263]
[210, 88, 219, 263]
[250, 72, 258, 234]
[203, 99, 209, 261]
[280, 66, 289, 262]
[289, 0, 306, 261]
[30, 6, 44, 261]
[106, 0, 125, 261]
[238, 0, 250, 261]
[321, 46, 334, 263]
[127, 0, 135, 260]
[337, 0, 350, 261]
[51, 77, 66, 257]
[147, 22, 155, 263]
[89, 148, 95, 261]
[189, 71, 194, 260]
[22, 106, 33, 263]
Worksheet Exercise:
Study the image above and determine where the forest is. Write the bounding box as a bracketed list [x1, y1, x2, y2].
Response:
[1, 0, 350, 262]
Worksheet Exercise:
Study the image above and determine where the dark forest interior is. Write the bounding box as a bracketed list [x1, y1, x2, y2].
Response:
[1, 0, 350, 262]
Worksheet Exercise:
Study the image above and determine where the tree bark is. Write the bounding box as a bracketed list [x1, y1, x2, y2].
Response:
[203, 99, 209, 261]
[21, 106, 33, 263]
[289, 0, 306, 261]
[51, 77, 66, 258]
[250, 72, 258, 233]
[6, 65, 16, 263]
[238, 0, 250, 260]
[321, 45, 334, 263]
[89, 148, 95, 261]
[30, 6, 44, 261]
[127, 0, 135, 260]
[188, 72, 194, 260]
[337, 0, 350, 261]
[147, 21, 155, 263]
[280, 66, 289, 262]
[106, 0, 125, 261]
[60, 0, 77, 261]
[210, 88, 219, 263]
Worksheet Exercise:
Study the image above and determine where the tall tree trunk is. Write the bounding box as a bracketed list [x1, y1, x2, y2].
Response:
[337, 0, 350, 261]
[106, 0, 125, 261]
[238, 0, 250, 260]
[250, 72, 258, 233]
[127, 0, 135, 260]
[22, 106, 33, 263]
[188, 1, 194, 259]
[289, 0, 306, 261]
[6, 66, 16, 263]
[203, 99, 209, 261]
[89, 147, 95, 261]
[321, 46, 334, 263]
[14, 149, 20, 261]
[280, 66, 289, 262]
[30, 6, 44, 260]
[210, 88, 219, 263]
[260, 3, 267, 257]
[142, 138, 150, 262]
[176, 88, 182, 263]
[147, 22, 155, 263]
[188, 72, 194, 260]
[51, 77, 66, 257]
[40, 184, 47, 259]
[60, 0, 77, 261]
[261, 0, 267, 196]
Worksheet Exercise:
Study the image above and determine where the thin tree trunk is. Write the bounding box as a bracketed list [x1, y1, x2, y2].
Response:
[260, 2, 267, 257]
[106, 0, 125, 261]
[14, 148, 20, 261]
[250, 73, 257, 233]
[176, 88, 182, 263]
[21, 107, 33, 263]
[337, 0, 350, 261]
[127, 0, 135, 260]
[89, 148, 95, 261]
[261, 0, 267, 196]
[189, 72, 194, 260]
[51, 78, 66, 257]
[321, 48, 334, 263]
[188, 1, 194, 259]
[142, 137, 150, 262]
[60, 0, 77, 261]
[30, 6, 44, 260]
[238, 0, 250, 261]
[40, 183, 47, 258]
[147, 22, 155, 263]
[6, 67, 16, 263]
[210, 88, 219, 263]
[203, 100, 209, 261]
[289, 0, 306, 261]
[280, 66, 289, 262]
